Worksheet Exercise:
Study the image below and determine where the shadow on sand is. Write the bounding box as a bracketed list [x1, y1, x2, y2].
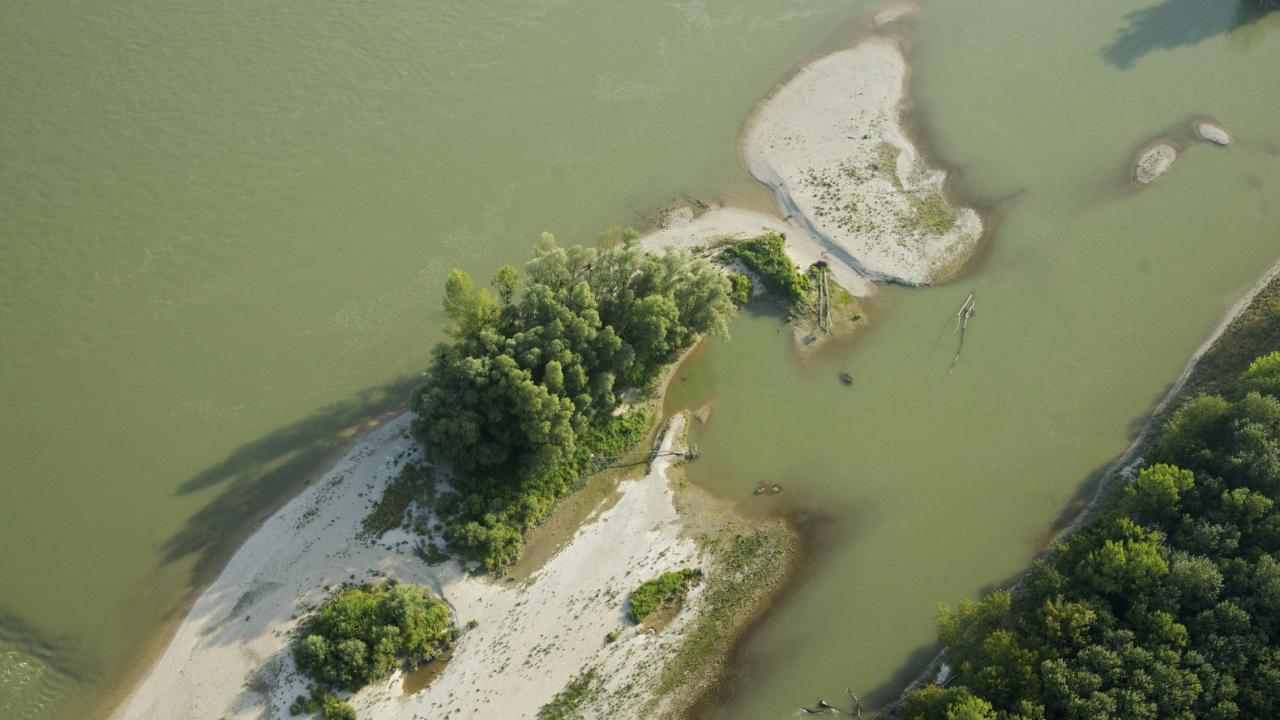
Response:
[1103, 0, 1276, 69]
[161, 377, 418, 601]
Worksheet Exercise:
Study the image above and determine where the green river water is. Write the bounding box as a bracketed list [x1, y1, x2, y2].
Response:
[1, 1, 1277, 718]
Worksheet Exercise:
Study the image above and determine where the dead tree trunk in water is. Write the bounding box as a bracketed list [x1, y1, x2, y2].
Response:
[949, 292, 976, 375]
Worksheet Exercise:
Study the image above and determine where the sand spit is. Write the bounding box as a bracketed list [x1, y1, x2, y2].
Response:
[112, 414, 710, 720]
[742, 39, 983, 286]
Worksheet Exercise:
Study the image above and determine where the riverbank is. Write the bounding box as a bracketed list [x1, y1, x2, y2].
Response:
[1062, 254, 1280, 536]
[888, 253, 1280, 710]
[110, 408, 794, 720]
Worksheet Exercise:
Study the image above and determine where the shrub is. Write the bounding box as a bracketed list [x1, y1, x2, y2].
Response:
[719, 234, 811, 312]
[626, 568, 701, 623]
[728, 273, 752, 306]
[537, 668, 601, 720]
[289, 690, 356, 720]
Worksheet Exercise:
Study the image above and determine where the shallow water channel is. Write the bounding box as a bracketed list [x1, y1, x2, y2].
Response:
[1, 0, 1278, 718]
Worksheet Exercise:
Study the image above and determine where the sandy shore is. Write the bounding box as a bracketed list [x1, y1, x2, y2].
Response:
[112, 414, 715, 720]
[742, 39, 982, 286]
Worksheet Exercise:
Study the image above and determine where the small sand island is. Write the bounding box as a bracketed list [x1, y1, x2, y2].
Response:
[871, 2, 921, 27]
[111, 17, 984, 720]
[742, 39, 983, 286]
[1132, 141, 1179, 185]
[1194, 119, 1232, 146]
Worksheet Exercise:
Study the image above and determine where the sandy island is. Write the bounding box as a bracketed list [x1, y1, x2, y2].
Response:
[113, 414, 752, 719]
[112, 20, 981, 720]
[742, 39, 982, 286]
[642, 38, 982, 294]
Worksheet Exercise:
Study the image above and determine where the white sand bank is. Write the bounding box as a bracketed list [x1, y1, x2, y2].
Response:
[113, 414, 704, 720]
[742, 39, 982, 285]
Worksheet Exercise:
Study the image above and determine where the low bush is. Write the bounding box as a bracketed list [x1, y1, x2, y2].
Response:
[289, 690, 356, 720]
[626, 568, 701, 623]
[728, 273, 753, 306]
[537, 668, 601, 720]
[719, 234, 811, 313]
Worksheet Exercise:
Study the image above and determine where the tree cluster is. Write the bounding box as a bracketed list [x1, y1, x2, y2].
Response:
[293, 582, 453, 693]
[904, 351, 1280, 719]
[411, 231, 735, 570]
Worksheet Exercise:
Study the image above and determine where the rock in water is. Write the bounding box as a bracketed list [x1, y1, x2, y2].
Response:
[1194, 120, 1232, 146]
[1133, 142, 1178, 185]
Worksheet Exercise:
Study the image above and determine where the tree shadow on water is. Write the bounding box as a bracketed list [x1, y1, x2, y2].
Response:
[160, 377, 418, 605]
[1103, 0, 1275, 69]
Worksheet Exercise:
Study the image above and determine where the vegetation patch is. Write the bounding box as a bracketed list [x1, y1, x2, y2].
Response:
[718, 234, 812, 315]
[875, 142, 903, 189]
[907, 192, 958, 235]
[409, 233, 735, 571]
[626, 568, 701, 624]
[288, 690, 356, 720]
[903, 346, 1280, 718]
[361, 462, 434, 537]
[1177, 273, 1280, 403]
[651, 525, 795, 712]
[728, 273, 753, 307]
[537, 667, 602, 720]
[293, 582, 454, 693]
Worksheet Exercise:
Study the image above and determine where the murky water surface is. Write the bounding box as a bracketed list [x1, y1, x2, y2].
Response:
[1, 0, 1278, 717]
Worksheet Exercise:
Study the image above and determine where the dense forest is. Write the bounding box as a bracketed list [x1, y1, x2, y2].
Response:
[901, 348, 1280, 719]
[409, 231, 736, 570]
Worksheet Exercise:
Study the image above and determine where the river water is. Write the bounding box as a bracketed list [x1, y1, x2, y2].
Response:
[1, 1, 1277, 718]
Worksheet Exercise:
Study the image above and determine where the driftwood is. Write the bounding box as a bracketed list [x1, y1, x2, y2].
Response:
[948, 291, 976, 375]
[799, 689, 863, 716]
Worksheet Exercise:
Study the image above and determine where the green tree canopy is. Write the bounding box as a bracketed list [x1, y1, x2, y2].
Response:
[903, 351, 1280, 719]
[293, 583, 453, 692]
[410, 231, 735, 570]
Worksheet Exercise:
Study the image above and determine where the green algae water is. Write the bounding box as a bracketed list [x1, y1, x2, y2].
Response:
[0, 1, 1278, 718]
